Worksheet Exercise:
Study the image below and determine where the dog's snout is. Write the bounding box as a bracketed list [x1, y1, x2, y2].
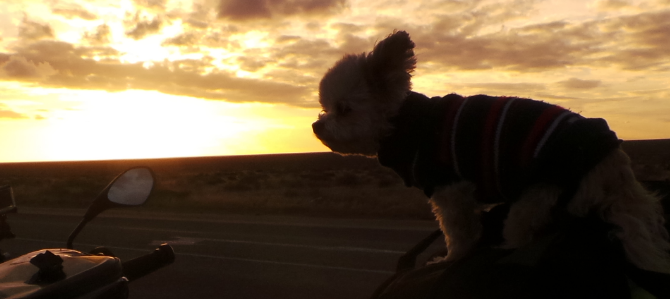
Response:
[312, 120, 325, 135]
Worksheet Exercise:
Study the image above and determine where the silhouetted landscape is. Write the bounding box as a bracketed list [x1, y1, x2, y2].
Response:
[0, 139, 668, 219]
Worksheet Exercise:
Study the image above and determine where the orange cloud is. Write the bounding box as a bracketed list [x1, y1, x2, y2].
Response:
[1, 40, 312, 106]
[161, 32, 199, 47]
[557, 78, 602, 90]
[0, 55, 57, 80]
[3, 1, 669, 113]
[18, 18, 54, 40]
[83, 24, 112, 45]
[133, 0, 168, 12]
[391, 9, 670, 73]
[52, 6, 98, 20]
[0, 104, 28, 119]
[595, 0, 635, 11]
[217, 0, 347, 20]
[127, 19, 163, 40]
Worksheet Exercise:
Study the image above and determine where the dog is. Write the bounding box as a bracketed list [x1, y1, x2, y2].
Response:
[312, 30, 670, 273]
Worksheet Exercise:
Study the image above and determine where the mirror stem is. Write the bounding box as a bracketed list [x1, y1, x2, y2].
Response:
[66, 217, 91, 249]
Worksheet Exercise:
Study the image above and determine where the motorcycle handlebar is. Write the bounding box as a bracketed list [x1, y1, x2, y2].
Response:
[122, 243, 175, 282]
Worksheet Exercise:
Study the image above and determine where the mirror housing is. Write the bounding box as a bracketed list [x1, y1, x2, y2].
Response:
[0, 186, 17, 215]
[107, 168, 154, 206]
[67, 167, 155, 249]
[83, 167, 155, 221]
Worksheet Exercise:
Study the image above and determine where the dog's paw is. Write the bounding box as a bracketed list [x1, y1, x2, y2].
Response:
[444, 243, 473, 261]
[443, 250, 465, 262]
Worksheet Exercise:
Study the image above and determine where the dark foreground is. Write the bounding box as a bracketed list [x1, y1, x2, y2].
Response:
[2, 209, 441, 299]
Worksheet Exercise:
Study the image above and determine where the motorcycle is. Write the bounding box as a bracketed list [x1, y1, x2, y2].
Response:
[0, 167, 175, 299]
[371, 180, 670, 299]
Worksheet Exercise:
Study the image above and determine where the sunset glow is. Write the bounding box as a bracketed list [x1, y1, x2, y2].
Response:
[1, 0, 669, 162]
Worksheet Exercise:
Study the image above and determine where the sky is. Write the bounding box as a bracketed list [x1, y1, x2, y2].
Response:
[0, 0, 669, 162]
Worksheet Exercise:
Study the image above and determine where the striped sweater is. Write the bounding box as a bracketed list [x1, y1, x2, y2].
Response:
[378, 92, 620, 203]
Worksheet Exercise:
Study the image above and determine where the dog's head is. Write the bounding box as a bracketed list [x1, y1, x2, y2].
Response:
[312, 30, 417, 156]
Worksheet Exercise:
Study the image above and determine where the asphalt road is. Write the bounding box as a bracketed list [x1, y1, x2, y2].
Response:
[1, 209, 441, 299]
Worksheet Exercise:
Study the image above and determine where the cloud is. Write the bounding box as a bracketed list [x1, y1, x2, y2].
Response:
[335, 32, 372, 54]
[18, 18, 54, 40]
[412, 0, 538, 36]
[0, 55, 57, 80]
[133, 0, 168, 12]
[595, 0, 635, 11]
[452, 82, 547, 97]
[468, 82, 546, 92]
[0, 40, 313, 106]
[408, 22, 583, 71]
[417, 0, 487, 12]
[218, 0, 270, 20]
[330, 22, 365, 34]
[275, 35, 302, 43]
[268, 37, 342, 77]
[217, 0, 347, 20]
[396, 8, 670, 72]
[0, 104, 28, 119]
[0, 110, 27, 119]
[78, 46, 120, 61]
[83, 24, 112, 45]
[599, 10, 670, 70]
[557, 78, 602, 90]
[160, 30, 345, 87]
[161, 32, 199, 47]
[160, 26, 241, 51]
[3, 0, 668, 112]
[183, 16, 210, 29]
[52, 6, 98, 20]
[126, 15, 163, 40]
[236, 56, 270, 72]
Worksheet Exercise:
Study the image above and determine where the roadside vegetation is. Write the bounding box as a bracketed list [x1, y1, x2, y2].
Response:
[0, 154, 432, 219]
[148, 167, 431, 219]
[0, 139, 667, 220]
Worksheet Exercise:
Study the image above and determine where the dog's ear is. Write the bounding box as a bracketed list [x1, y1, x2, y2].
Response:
[366, 30, 416, 99]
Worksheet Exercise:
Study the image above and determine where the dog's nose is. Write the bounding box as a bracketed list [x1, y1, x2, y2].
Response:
[312, 121, 325, 135]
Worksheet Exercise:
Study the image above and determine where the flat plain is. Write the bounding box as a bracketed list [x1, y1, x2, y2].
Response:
[0, 138, 668, 219]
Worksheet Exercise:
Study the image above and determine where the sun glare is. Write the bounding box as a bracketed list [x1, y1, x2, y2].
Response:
[34, 90, 274, 161]
[0, 81, 326, 162]
[233, 31, 270, 49]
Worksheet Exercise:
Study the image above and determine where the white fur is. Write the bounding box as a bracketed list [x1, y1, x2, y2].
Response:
[570, 149, 670, 272]
[502, 183, 561, 250]
[429, 181, 482, 261]
[312, 31, 670, 273]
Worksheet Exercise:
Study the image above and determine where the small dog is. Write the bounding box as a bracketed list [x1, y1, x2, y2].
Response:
[312, 30, 670, 273]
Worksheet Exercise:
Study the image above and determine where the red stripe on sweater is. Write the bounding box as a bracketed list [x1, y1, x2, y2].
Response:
[519, 105, 566, 167]
[480, 97, 511, 198]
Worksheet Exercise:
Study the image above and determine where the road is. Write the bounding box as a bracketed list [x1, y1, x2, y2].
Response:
[1, 209, 441, 299]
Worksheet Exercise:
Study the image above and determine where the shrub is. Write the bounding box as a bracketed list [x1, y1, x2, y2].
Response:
[335, 173, 362, 186]
[225, 174, 263, 192]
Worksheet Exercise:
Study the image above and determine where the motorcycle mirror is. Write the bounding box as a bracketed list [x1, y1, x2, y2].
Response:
[67, 167, 155, 249]
[107, 168, 154, 206]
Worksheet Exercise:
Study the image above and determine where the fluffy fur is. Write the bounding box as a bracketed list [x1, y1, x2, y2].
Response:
[312, 30, 670, 273]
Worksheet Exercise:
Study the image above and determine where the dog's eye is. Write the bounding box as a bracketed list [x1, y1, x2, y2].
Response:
[336, 105, 352, 115]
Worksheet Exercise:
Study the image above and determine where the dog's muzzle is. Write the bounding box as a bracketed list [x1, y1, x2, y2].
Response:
[312, 120, 326, 136]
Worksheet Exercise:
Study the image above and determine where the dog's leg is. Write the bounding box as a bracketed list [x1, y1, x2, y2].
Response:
[571, 148, 670, 273]
[429, 181, 481, 261]
[502, 184, 561, 249]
